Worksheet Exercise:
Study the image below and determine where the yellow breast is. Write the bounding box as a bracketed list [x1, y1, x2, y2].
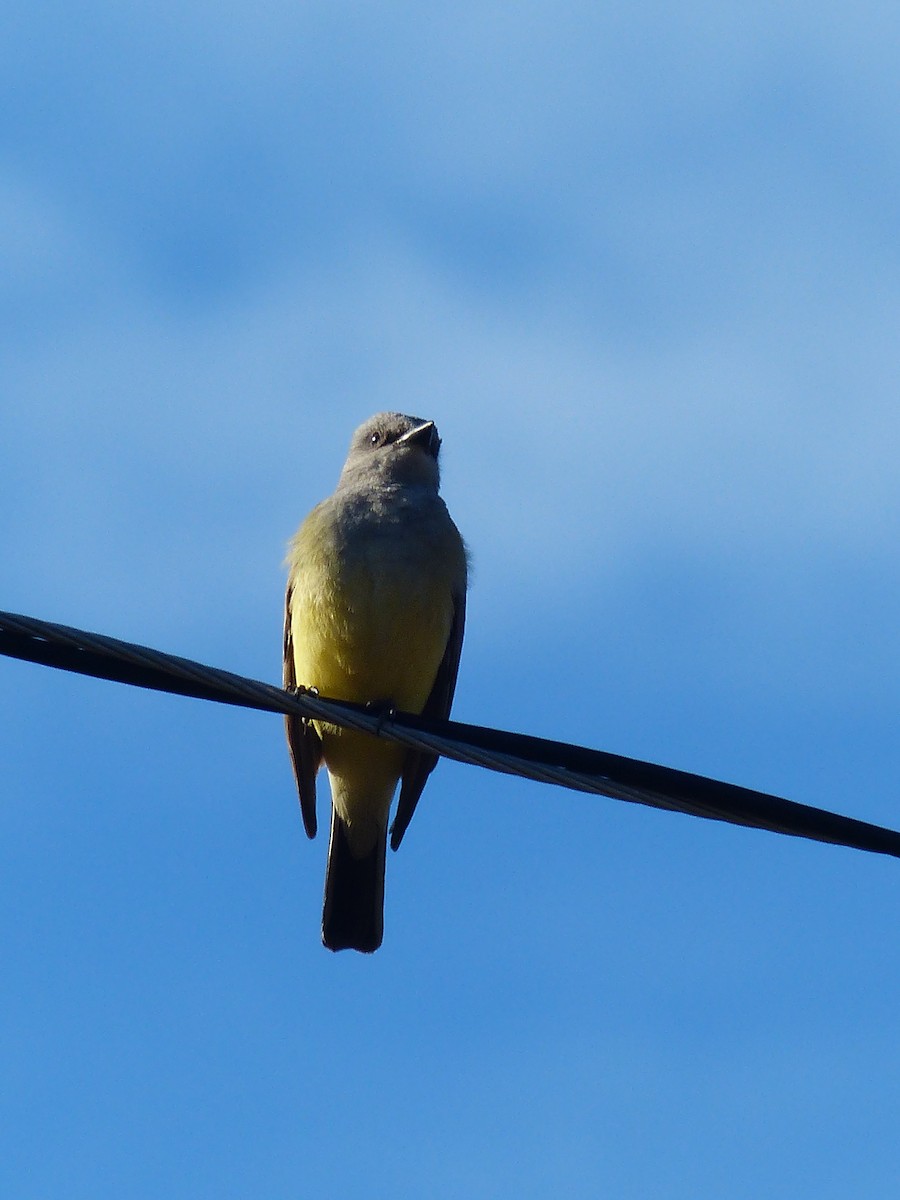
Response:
[287, 499, 461, 713]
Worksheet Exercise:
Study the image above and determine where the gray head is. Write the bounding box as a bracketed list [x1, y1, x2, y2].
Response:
[339, 412, 442, 489]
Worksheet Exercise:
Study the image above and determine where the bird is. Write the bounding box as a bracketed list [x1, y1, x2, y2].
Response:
[283, 413, 468, 952]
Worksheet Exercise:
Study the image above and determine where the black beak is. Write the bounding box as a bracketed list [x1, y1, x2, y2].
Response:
[396, 420, 440, 459]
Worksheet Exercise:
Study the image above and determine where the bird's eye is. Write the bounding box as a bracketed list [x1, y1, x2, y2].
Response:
[369, 431, 382, 446]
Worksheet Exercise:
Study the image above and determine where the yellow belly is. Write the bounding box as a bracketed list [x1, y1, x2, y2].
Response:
[287, 500, 461, 846]
[289, 499, 458, 708]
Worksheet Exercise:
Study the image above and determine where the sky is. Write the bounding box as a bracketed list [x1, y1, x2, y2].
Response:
[2, 2, 900, 1196]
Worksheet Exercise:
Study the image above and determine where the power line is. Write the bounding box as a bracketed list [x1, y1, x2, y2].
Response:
[1, 607, 899, 860]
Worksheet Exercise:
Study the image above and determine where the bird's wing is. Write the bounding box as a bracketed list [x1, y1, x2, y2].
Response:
[283, 579, 321, 839]
[391, 587, 466, 851]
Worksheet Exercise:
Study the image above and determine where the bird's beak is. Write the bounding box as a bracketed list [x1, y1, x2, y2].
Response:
[396, 420, 440, 458]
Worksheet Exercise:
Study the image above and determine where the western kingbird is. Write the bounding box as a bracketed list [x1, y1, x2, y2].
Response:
[283, 413, 468, 953]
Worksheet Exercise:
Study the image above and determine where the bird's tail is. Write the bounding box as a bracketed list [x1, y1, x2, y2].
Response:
[322, 811, 386, 953]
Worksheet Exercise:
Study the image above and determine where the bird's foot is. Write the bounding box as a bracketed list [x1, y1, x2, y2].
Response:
[365, 700, 397, 735]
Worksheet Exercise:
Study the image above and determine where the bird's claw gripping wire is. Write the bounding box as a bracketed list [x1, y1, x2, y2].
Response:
[365, 700, 397, 736]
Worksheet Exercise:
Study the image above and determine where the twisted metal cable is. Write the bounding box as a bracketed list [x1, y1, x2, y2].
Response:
[2, 607, 899, 860]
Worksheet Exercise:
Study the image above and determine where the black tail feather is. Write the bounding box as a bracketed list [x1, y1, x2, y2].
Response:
[322, 812, 386, 953]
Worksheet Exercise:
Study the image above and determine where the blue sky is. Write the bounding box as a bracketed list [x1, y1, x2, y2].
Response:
[3, 3, 900, 1196]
